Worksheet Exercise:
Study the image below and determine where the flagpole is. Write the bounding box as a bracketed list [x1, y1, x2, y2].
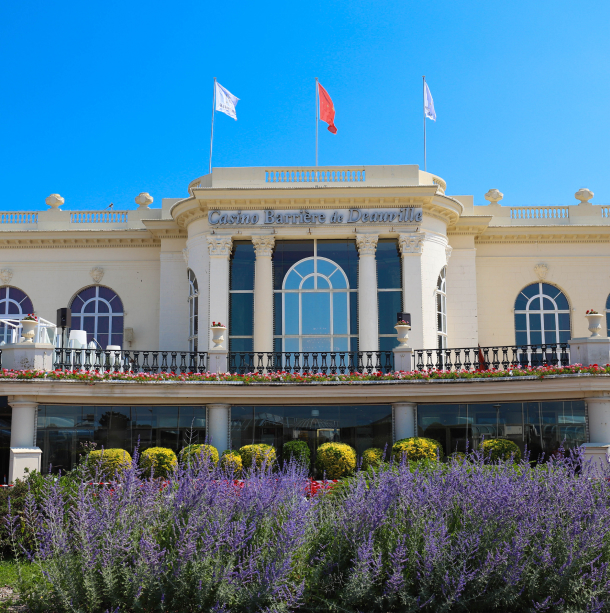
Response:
[422, 75, 426, 172]
[209, 77, 216, 175]
[315, 78, 319, 167]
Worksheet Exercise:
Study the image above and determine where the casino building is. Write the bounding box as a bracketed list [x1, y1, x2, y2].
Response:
[0, 164, 610, 481]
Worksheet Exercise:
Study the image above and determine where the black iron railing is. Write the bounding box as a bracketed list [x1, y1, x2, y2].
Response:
[53, 349, 208, 374]
[414, 343, 570, 372]
[228, 351, 394, 374]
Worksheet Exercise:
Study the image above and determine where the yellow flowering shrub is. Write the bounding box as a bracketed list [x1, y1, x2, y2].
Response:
[179, 444, 219, 466]
[392, 437, 443, 463]
[315, 443, 357, 479]
[140, 447, 178, 479]
[239, 444, 276, 470]
[480, 438, 522, 463]
[220, 450, 243, 477]
[362, 447, 385, 471]
[88, 449, 132, 478]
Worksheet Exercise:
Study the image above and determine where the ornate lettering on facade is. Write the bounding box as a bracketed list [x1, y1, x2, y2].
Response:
[206, 236, 233, 257]
[207, 207, 423, 226]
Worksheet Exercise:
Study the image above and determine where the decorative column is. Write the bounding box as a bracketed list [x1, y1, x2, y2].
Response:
[206, 237, 233, 348]
[356, 234, 379, 352]
[207, 403, 231, 456]
[9, 399, 41, 483]
[581, 396, 610, 466]
[398, 233, 425, 350]
[252, 236, 275, 353]
[392, 402, 416, 442]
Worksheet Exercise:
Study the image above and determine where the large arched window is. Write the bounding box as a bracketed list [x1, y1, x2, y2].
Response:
[70, 286, 124, 349]
[279, 256, 351, 352]
[188, 269, 198, 352]
[0, 287, 34, 343]
[514, 283, 571, 346]
[436, 267, 447, 349]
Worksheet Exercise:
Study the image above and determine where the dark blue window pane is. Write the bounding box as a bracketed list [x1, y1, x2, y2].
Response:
[97, 317, 109, 334]
[558, 313, 570, 329]
[542, 297, 554, 310]
[111, 316, 123, 334]
[109, 294, 123, 312]
[7, 302, 19, 315]
[274, 293, 282, 335]
[543, 313, 556, 331]
[376, 240, 401, 289]
[530, 331, 542, 345]
[98, 287, 115, 302]
[514, 313, 527, 330]
[350, 293, 358, 335]
[21, 297, 33, 313]
[229, 293, 254, 336]
[230, 242, 256, 291]
[317, 240, 359, 289]
[545, 330, 557, 344]
[541, 283, 557, 298]
[559, 330, 571, 343]
[522, 284, 540, 299]
[515, 331, 528, 345]
[529, 313, 541, 331]
[98, 334, 109, 349]
[84, 301, 96, 313]
[554, 292, 569, 310]
[273, 241, 314, 290]
[378, 291, 402, 335]
[73, 287, 96, 306]
[97, 301, 110, 313]
[229, 337, 253, 352]
[0, 288, 6, 300]
[379, 335, 398, 351]
[529, 298, 541, 311]
[515, 293, 528, 310]
[9, 289, 26, 303]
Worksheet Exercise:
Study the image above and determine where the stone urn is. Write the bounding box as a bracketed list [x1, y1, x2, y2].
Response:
[210, 324, 227, 348]
[585, 313, 604, 338]
[394, 324, 411, 348]
[20, 319, 38, 343]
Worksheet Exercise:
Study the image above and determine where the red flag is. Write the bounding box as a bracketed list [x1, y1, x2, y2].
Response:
[318, 82, 337, 134]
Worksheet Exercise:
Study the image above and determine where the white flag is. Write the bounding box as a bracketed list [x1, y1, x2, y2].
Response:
[215, 82, 239, 120]
[424, 81, 436, 121]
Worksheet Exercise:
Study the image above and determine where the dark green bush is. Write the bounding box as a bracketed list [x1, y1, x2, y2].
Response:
[481, 438, 522, 462]
[282, 440, 310, 467]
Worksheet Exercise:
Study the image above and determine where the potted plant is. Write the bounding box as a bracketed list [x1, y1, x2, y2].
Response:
[585, 309, 604, 338]
[210, 321, 227, 348]
[20, 313, 38, 343]
[394, 319, 411, 348]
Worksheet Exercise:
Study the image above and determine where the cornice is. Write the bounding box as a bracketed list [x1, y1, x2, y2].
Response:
[447, 215, 493, 236]
[476, 225, 610, 244]
[141, 219, 187, 239]
[0, 236, 160, 249]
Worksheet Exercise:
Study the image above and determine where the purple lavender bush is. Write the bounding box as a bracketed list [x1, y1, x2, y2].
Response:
[8, 450, 610, 612]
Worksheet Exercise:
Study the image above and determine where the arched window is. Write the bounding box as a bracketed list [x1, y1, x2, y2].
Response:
[514, 283, 571, 346]
[188, 269, 198, 352]
[280, 256, 351, 352]
[70, 286, 124, 349]
[436, 267, 447, 349]
[0, 287, 34, 343]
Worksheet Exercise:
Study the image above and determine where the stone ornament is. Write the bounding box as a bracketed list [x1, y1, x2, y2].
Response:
[90, 267, 104, 283]
[484, 189, 504, 204]
[135, 192, 154, 208]
[445, 246, 453, 262]
[45, 194, 64, 209]
[207, 237, 233, 257]
[0, 269, 13, 285]
[355, 234, 378, 256]
[575, 188, 594, 204]
[534, 263, 548, 280]
[182, 247, 189, 265]
[252, 236, 275, 257]
[398, 233, 425, 255]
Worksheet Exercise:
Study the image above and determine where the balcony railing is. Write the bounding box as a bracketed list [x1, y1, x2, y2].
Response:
[265, 168, 366, 184]
[228, 351, 393, 375]
[414, 344, 570, 372]
[70, 211, 129, 224]
[53, 349, 208, 374]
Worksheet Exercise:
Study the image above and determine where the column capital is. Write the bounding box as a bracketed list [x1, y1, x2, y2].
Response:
[398, 232, 425, 255]
[207, 236, 233, 257]
[356, 233, 378, 256]
[252, 235, 275, 257]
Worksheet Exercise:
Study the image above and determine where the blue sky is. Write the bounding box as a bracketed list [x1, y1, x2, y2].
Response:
[1, 0, 609, 211]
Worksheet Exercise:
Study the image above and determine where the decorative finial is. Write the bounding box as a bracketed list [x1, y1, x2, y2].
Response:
[45, 194, 64, 209]
[575, 188, 594, 204]
[484, 189, 504, 204]
[135, 192, 153, 209]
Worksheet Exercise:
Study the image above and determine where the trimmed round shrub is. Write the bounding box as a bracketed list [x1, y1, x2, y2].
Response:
[140, 447, 177, 478]
[315, 443, 357, 479]
[480, 438, 522, 463]
[220, 450, 243, 477]
[392, 437, 444, 463]
[239, 444, 277, 470]
[87, 449, 132, 478]
[180, 444, 219, 466]
[283, 440, 310, 467]
[362, 447, 385, 471]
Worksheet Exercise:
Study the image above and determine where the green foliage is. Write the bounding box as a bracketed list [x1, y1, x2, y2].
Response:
[282, 440, 310, 467]
[220, 450, 242, 477]
[315, 442, 357, 479]
[179, 444, 219, 466]
[239, 444, 276, 470]
[87, 449, 132, 478]
[140, 447, 177, 479]
[481, 438, 522, 463]
[362, 447, 385, 471]
[392, 437, 444, 463]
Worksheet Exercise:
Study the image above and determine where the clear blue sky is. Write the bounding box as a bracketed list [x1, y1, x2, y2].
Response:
[1, 0, 609, 211]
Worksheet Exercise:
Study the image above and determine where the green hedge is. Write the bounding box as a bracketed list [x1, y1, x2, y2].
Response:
[220, 450, 243, 477]
[239, 444, 276, 470]
[362, 447, 385, 470]
[315, 443, 357, 479]
[283, 440, 310, 467]
[392, 437, 444, 463]
[88, 449, 132, 478]
[140, 447, 177, 478]
[481, 438, 522, 462]
[179, 444, 219, 466]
